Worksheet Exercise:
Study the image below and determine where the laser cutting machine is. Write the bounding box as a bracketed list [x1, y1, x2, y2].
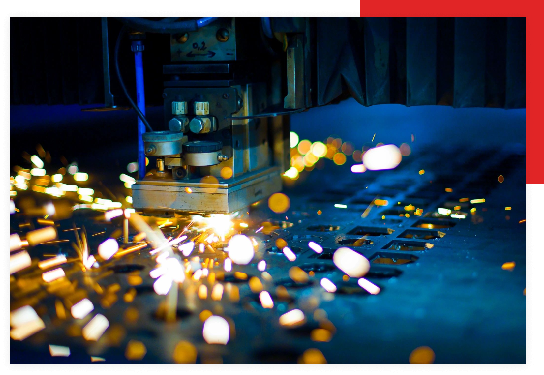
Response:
[111, 17, 525, 215]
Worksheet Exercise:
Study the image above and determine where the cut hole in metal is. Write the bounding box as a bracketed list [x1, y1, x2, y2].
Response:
[309, 248, 338, 260]
[246, 292, 295, 304]
[275, 278, 314, 289]
[152, 307, 193, 322]
[398, 229, 445, 240]
[108, 264, 145, 273]
[266, 246, 305, 255]
[217, 272, 253, 283]
[298, 263, 337, 273]
[336, 282, 383, 296]
[380, 208, 408, 216]
[412, 219, 456, 229]
[336, 238, 373, 246]
[307, 225, 340, 232]
[365, 267, 402, 279]
[370, 252, 418, 265]
[383, 240, 433, 251]
[347, 226, 394, 236]
[261, 220, 294, 234]
[133, 285, 155, 294]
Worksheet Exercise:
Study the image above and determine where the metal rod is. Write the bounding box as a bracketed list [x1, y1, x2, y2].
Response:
[101, 18, 116, 108]
[132, 39, 146, 180]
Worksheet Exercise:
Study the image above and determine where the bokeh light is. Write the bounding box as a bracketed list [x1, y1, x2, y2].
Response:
[289, 131, 299, 148]
[362, 144, 402, 170]
[268, 192, 290, 213]
[333, 247, 370, 277]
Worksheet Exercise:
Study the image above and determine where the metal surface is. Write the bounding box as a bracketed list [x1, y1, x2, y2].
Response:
[132, 167, 282, 214]
[184, 151, 222, 167]
[284, 34, 305, 110]
[142, 131, 185, 157]
[10, 142, 525, 363]
[170, 18, 237, 62]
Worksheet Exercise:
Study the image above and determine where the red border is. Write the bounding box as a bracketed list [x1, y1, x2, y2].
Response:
[359, 3, 538, 183]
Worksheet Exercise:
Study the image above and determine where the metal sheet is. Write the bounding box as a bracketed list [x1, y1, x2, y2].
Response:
[453, 18, 486, 108]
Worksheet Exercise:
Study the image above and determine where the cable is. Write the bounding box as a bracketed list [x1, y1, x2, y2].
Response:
[116, 17, 217, 34]
[114, 26, 153, 132]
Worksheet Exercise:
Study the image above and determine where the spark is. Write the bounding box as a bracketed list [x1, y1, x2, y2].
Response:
[362, 144, 402, 171]
[290, 131, 300, 148]
[227, 234, 254, 265]
[320, 278, 337, 293]
[198, 285, 208, 300]
[502, 262, 515, 271]
[259, 291, 274, 308]
[283, 247, 296, 261]
[438, 208, 452, 215]
[211, 284, 224, 301]
[30, 155, 44, 168]
[51, 174, 63, 182]
[258, 260, 266, 271]
[179, 241, 195, 256]
[308, 242, 323, 254]
[249, 277, 263, 292]
[10, 233, 22, 252]
[74, 172, 88, 181]
[82, 314, 109, 341]
[224, 258, 232, 272]
[350, 164, 367, 173]
[358, 278, 381, 294]
[42, 268, 66, 283]
[104, 209, 124, 221]
[451, 213, 466, 219]
[153, 275, 174, 295]
[10, 305, 45, 340]
[10, 251, 32, 274]
[334, 203, 347, 209]
[119, 173, 136, 184]
[49, 345, 71, 357]
[470, 198, 485, 204]
[71, 299, 94, 319]
[98, 239, 119, 260]
[333, 247, 370, 277]
[279, 309, 305, 326]
[38, 255, 67, 270]
[202, 316, 230, 345]
[30, 168, 46, 176]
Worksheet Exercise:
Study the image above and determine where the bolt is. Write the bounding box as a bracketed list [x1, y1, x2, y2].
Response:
[162, 93, 168, 98]
[223, 93, 230, 99]
[217, 154, 229, 162]
[145, 144, 157, 156]
[189, 118, 204, 134]
[169, 118, 183, 132]
[216, 28, 229, 42]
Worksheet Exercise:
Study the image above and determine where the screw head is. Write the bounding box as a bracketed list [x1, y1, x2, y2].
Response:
[176, 33, 189, 43]
[189, 118, 204, 134]
[216, 28, 229, 42]
[169, 118, 183, 132]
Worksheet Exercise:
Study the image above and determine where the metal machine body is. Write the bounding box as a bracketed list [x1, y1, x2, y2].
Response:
[126, 16, 526, 214]
[133, 19, 289, 214]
